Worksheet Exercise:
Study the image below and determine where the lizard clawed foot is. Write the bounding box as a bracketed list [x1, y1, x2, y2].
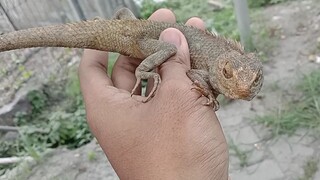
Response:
[142, 74, 161, 103]
[191, 81, 220, 111]
[211, 98, 220, 111]
[131, 78, 142, 97]
[202, 94, 219, 111]
[131, 74, 161, 103]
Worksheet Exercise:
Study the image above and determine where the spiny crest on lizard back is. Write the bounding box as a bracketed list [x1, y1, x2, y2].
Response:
[203, 29, 245, 54]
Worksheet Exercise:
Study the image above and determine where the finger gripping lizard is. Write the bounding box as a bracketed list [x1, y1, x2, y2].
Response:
[0, 8, 263, 111]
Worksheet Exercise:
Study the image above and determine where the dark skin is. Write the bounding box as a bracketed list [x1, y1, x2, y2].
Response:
[79, 9, 229, 180]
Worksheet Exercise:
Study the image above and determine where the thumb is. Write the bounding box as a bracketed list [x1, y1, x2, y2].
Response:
[158, 28, 191, 82]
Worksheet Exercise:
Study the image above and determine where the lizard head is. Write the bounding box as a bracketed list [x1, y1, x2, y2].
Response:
[210, 50, 263, 100]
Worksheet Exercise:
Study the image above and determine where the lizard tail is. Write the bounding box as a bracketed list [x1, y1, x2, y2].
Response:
[0, 19, 114, 52]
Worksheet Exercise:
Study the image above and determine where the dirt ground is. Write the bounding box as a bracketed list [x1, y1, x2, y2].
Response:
[1, 0, 320, 179]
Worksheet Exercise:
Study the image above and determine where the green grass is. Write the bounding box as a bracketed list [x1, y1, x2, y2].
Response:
[250, 12, 280, 62]
[255, 71, 320, 136]
[87, 151, 97, 162]
[141, 0, 239, 40]
[298, 157, 318, 180]
[228, 139, 249, 168]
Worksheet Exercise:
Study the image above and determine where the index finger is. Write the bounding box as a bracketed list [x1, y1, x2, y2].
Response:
[79, 49, 113, 103]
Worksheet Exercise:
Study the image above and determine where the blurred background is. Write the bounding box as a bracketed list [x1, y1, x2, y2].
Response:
[0, 0, 319, 179]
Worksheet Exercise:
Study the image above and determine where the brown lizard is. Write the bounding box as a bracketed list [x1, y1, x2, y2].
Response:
[0, 8, 263, 111]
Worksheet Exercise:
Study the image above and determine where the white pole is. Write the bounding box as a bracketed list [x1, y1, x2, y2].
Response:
[233, 0, 254, 51]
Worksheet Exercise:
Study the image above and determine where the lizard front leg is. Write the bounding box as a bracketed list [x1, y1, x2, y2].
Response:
[132, 39, 177, 102]
[187, 69, 220, 111]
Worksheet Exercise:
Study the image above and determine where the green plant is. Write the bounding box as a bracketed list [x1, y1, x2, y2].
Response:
[47, 109, 92, 148]
[0, 67, 8, 77]
[0, 27, 115, 177]
[228, 139, 249, 168]
[65, 68, 83, 108]
[140, 0, 184, 20]
[255, 71, 320, 136]
[87, 151, 97, 161]
[26, 90, 48, 115]
[0, 68, 93, 173]
[250, 9, 281, 62]
[15, 92, 92, 151]
[299, 157, 318, 180]
[0, 141, 20, 175]
[140, 0, 239, 40]
[251, 24, 277, 61]
[211, 8, 239, 40]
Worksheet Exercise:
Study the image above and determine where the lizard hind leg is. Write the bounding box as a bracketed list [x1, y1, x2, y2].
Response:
[113, 7, 137, 20]
[131, 39, 177, 102]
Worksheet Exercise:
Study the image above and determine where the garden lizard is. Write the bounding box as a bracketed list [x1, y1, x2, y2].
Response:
[0, 8, 263, 111]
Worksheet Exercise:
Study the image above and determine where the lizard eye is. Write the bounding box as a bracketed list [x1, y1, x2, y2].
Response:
[222, 62, 233, 79]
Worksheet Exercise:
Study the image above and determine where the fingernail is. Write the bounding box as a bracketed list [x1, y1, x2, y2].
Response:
[160, 28, 181, 47]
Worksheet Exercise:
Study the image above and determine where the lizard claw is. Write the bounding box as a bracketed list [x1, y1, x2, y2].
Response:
[202, 93, 219, 111]
[131, 78, 142, 96]
[191, 81, 220, 111]
[142, 74, 161, 102]
[205, 97, 220, 111]
[204, 95, 214, 106]
[131, 74, 161, 103]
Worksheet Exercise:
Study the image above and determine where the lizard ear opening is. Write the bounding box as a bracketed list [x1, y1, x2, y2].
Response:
[222, 62, 233, 79]
[253, 69, 262, 85]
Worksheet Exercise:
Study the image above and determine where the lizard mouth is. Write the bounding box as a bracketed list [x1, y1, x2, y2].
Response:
[241, 94, 255, 101]
[227, 88, 255, 101]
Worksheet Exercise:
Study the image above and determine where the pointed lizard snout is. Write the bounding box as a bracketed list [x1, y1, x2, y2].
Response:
[236, 86, 255, 100]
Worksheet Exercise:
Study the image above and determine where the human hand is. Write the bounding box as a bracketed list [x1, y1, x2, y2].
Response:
[79, 9, 229, 180]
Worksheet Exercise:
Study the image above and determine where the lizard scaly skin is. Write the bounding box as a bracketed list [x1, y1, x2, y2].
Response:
[0, 8, 263, 111]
